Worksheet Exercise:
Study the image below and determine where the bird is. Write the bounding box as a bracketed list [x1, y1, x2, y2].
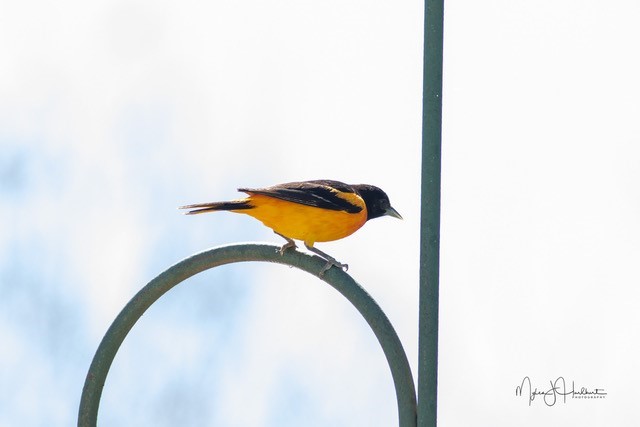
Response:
[180, 179, 402, 275]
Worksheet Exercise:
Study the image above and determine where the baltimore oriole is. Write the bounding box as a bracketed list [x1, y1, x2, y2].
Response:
[180, 179, 401, 274]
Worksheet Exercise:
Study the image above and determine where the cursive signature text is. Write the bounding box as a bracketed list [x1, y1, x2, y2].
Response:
[516, 376, 607, 406]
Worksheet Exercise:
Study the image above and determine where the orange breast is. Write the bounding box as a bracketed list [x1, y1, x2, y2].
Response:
[235, 193, 368, 245]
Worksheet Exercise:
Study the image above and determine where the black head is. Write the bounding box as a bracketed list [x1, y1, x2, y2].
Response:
[352, 184, 402, 221]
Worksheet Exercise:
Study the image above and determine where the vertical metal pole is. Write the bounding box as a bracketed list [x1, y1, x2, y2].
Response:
[418, 0, 444, 426]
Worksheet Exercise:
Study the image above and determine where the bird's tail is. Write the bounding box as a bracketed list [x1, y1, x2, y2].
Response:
[179, 199, 253, 215]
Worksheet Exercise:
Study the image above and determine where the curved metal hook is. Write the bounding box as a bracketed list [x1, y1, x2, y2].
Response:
[78, 243, 417, 426]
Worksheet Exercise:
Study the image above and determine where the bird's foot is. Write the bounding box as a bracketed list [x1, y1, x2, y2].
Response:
[318, 258, 348, 277]
[275, 232, 297, 255]
[304, 243, 348, 277]
[278, 240, 297, 256]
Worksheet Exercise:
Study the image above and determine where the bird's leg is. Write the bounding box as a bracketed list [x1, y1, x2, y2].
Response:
[274, 231, 297, 255]
[304, 243, 348, 276]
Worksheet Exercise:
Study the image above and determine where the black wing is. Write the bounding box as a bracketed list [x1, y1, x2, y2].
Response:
[239, 180, 363, 213]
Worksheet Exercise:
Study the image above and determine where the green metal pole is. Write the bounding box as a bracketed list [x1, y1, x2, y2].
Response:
[418, 0, 444, 426]
[78, 243, 417, 427]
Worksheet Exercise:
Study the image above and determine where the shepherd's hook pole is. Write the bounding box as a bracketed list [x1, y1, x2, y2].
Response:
[418, 0, 444, 425]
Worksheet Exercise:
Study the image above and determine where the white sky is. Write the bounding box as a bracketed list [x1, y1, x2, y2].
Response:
[1, 1, 639, 426]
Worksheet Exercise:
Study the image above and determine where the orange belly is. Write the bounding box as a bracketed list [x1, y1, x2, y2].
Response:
[235, 194, 368, 245]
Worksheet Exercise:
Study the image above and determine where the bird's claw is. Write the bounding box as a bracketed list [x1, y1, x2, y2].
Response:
[277, 241, 297, 256]
[319, 260, 348, 277]
[275, 232, 297, 256]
